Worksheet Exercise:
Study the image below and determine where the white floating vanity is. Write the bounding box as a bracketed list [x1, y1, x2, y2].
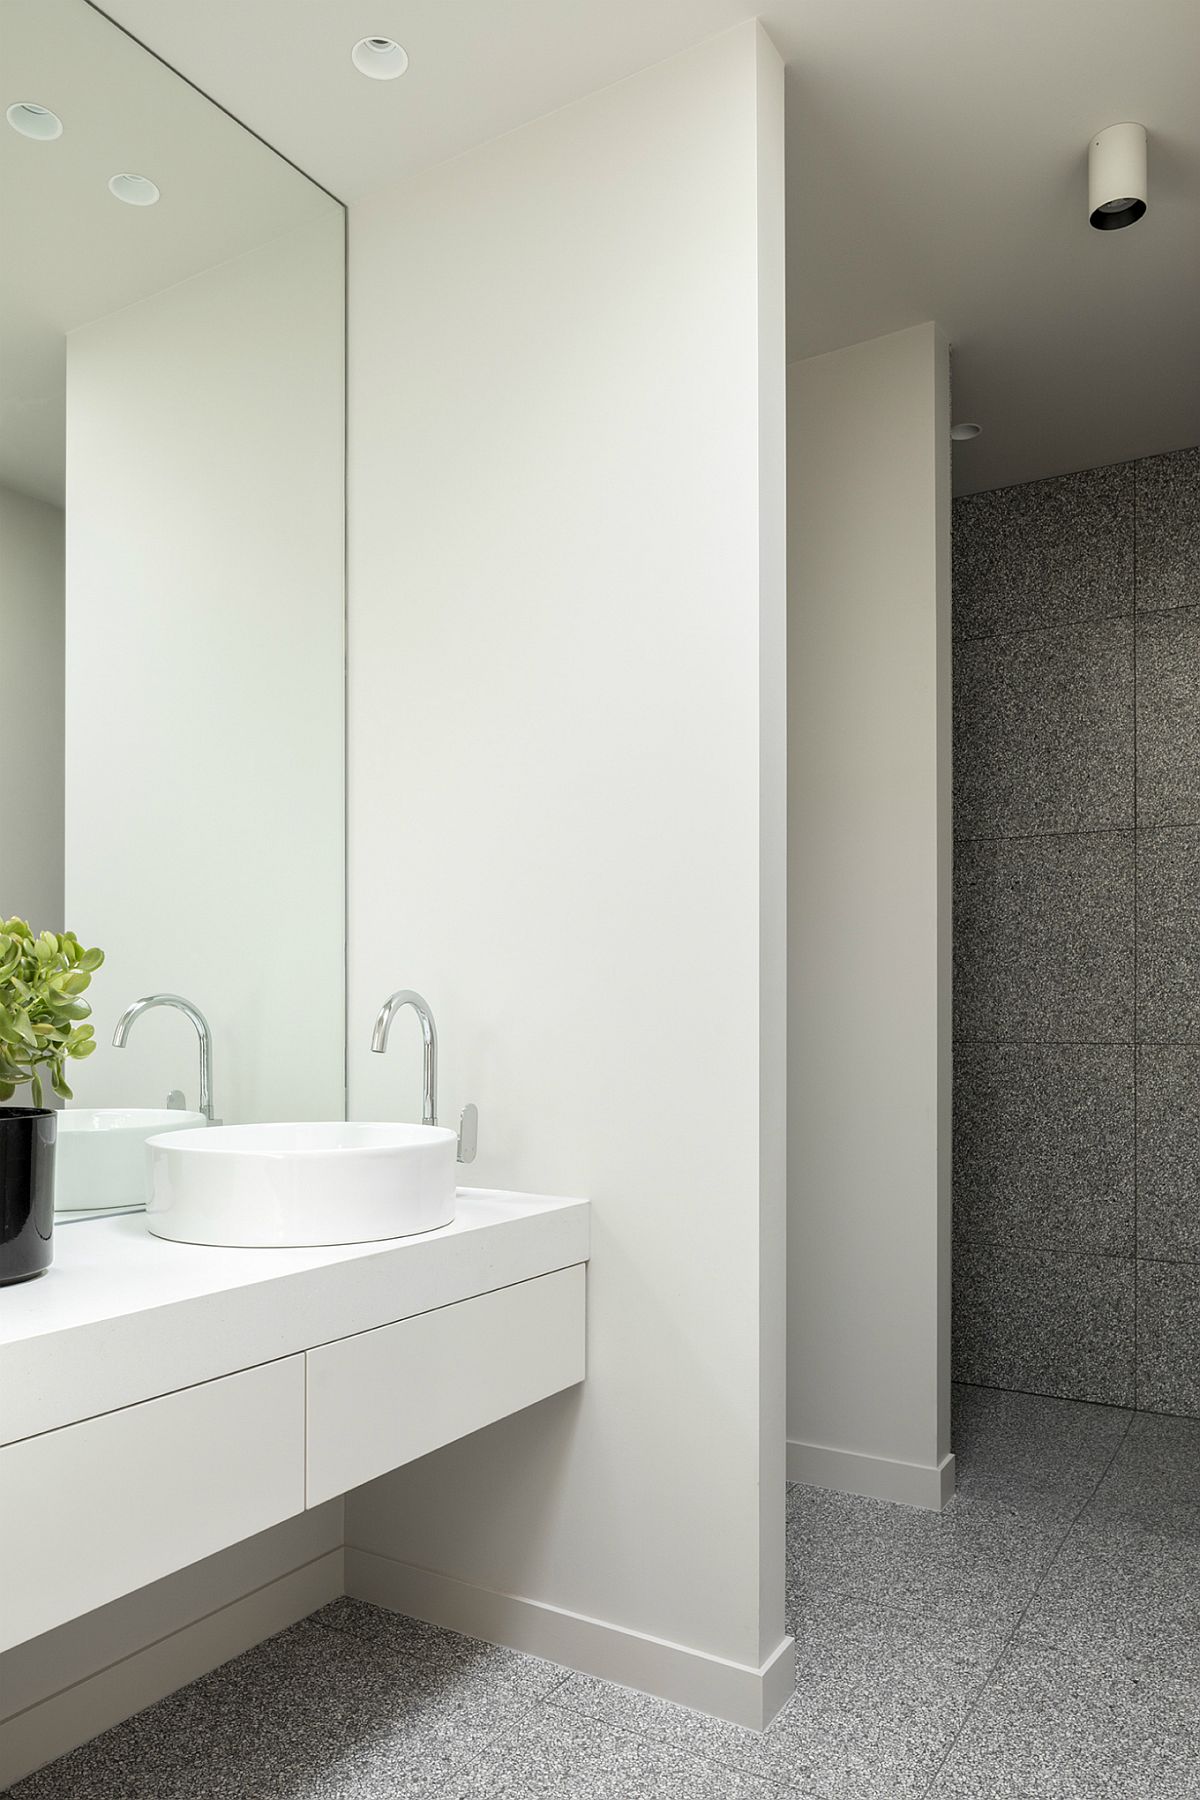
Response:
[0, 1190, 588, 1655]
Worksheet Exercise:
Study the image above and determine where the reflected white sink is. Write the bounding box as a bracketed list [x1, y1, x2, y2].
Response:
[145, 1121, 458, 1247]
[56, 1108, 207, 1214]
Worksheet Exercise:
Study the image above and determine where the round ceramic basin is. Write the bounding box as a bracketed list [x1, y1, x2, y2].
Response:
[145, 1120, 458, 1247]
[55, 1108, 207, 1214]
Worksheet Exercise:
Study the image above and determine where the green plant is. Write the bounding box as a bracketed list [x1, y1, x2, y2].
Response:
[0, 919, 104, 1107]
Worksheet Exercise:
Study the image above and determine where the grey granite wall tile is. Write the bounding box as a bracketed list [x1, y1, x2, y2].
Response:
[1136, 826, 1200, 1041]
[1136, 1046, 1200, 1262]
[953, 1241, 1135, 1404]
[952, 463, 1133, 641]
[953, 832, 1134, 1042]
[954, 450, 1200, 1416]
[954, 1045, 1134, 1255]
[1136, 447, 1200, 612]
[954, 619, 1133, 838]
[1137, 1261, 1200, 1416]
[1136, 607, 1200, 826]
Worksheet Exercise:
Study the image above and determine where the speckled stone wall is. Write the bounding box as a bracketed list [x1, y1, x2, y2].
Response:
[952, 445, 1200, 1415]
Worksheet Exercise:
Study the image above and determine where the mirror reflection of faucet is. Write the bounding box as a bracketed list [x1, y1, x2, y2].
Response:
[112, 994, 217, 1123]
[371, 988, 478, 1164]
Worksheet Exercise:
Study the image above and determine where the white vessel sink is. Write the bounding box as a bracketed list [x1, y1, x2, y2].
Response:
[56, 1108, 207, 1215]
[145, 1121, 458, 1248]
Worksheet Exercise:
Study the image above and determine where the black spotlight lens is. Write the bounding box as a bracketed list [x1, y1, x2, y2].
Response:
[1089, 197, 1147, 231]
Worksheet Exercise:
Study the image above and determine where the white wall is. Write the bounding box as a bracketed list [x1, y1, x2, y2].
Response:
[0, 485, 64, 931]
[345, 22, 789, 1725]
[65, 213, 345, 1123]
[787, 323, 953, 1509]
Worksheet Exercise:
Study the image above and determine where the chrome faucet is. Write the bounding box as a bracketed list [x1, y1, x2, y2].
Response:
[112, 994, 215, 1122]
[371, 989, 478, 1163]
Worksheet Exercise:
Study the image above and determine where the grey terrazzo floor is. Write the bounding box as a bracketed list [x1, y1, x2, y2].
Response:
[13, 1386, 1200, 1799]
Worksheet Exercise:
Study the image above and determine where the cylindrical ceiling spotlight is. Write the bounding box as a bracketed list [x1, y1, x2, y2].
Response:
[1088, 122, 1147, 230]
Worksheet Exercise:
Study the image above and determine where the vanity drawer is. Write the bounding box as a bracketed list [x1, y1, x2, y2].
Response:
[305, 1263, 586, 1506]
[0, 1356, 305, 1654]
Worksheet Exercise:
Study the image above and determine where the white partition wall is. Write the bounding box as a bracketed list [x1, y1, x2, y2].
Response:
[346, 22, 790, 1726]
[787, 323, 953, 1510]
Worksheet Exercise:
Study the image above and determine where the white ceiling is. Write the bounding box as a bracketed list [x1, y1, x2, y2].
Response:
[20, 0, 1200, 494]
[0, 0, 335, 506]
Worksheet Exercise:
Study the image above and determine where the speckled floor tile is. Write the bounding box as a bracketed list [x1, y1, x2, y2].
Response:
[953, 617, 1133, 838]
[927, 1636, 1200, 1798]
[952, 1241, 1136, 1405]
[313, 1595, 463, 1654]
[952, 463, 1134, 641]
[951, 1384, 1131, 1503]
[953, 831, 1134, 1043]
[551, 1591, 1006, 1800]
[1093, 1410, 1200, 1514]
[308, 1597, 569, 1717]
[1020, 1418, 1200, 1660]
[1137, 1261, 1200, 1417]
[953, 1044, 1135, 1257]
[20, 1399, 1200, 1800]
[1135, 446, 1200, 614]
[435, 1711, 809, 1799]
[1137, 606, 1200, 825]
[1020, 1511, 1200, 1663]
[8, 1618, 535, 1800]
[784, 1481, 1074, 1632]
[9, 1623, 382, 1800]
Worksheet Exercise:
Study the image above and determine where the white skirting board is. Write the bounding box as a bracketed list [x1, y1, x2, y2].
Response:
[787, 1438, 956, 1510]
[0, 1549, 343, 1792]
[345, 1545, 796, 1731]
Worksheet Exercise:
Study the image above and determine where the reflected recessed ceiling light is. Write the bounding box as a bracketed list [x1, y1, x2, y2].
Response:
[6, 102, 63, 140]
[950, 422, 982, 442]
[351, 36, 409, 79]
[109, 172, 160, 206]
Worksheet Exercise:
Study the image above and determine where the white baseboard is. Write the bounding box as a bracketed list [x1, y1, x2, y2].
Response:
[0, 1549, 343, 1792]
[787, 1439, 956, 1511]
[345, 1545, 794, 1730]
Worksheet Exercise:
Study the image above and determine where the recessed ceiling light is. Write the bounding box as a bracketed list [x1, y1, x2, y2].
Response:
[108, 172, 160, 206]
[6, 102, 63, 141]
[351, 36, 409, 80]
[950, 422, 982, 442]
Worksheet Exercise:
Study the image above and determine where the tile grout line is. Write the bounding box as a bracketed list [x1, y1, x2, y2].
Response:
[954, 1038, 1196, 1046]
[957, 591, 1200, 650]
[956, 823, 1136, 847]
[957, 817, 1200, 848]
[916, 1407, 1139, 1798]
[954, 607, 1132, 650]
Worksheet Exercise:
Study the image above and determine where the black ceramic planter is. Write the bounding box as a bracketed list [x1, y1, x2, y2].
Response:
[0, 1106, 55, 1284]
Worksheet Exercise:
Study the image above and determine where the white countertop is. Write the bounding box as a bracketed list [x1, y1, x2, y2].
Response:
[0, 1188, 589, 1446]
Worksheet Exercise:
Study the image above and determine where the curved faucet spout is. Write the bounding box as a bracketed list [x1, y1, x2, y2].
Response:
[112, 993, 214, 1121]
[371, 989, 438, 1127]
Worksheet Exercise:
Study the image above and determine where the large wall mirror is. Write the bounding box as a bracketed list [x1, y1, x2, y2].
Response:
[1, 0, 345, 1218]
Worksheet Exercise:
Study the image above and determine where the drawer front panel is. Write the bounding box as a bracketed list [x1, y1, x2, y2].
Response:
[0, 1356, 305, 1654]
[306, 1264, 586, 1506]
